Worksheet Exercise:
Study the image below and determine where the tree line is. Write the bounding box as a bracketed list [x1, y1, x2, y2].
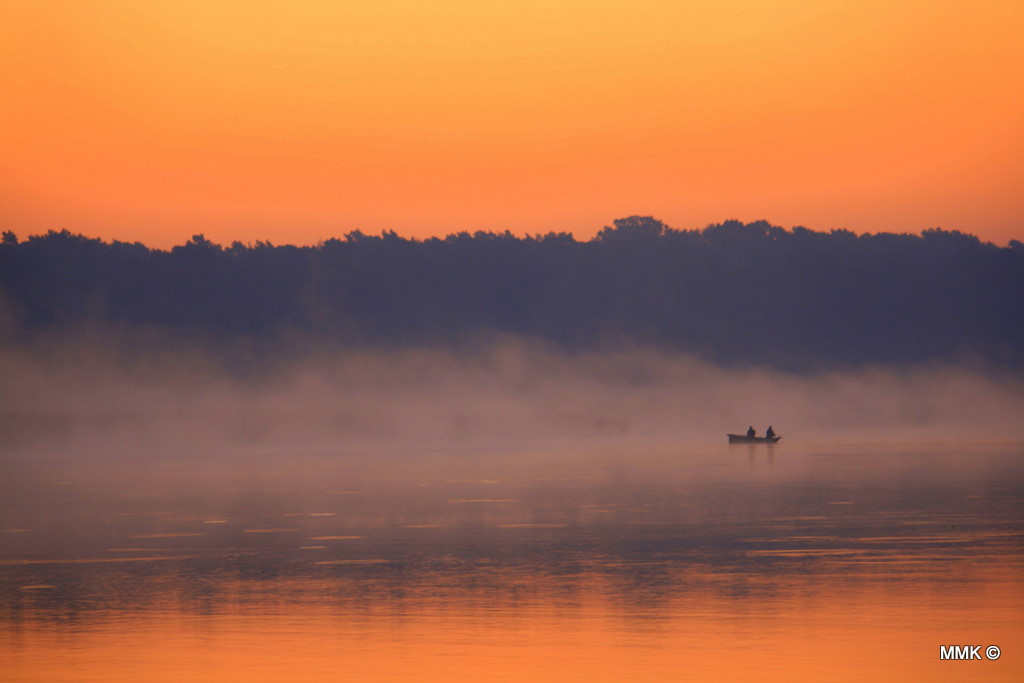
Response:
[1, 217, 1022, 370]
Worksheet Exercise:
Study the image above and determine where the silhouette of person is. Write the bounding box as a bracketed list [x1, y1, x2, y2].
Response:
[765, 426, 776, 439]
[747, 426, 756, 438]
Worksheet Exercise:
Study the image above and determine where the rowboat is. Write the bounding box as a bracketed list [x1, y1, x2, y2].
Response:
[727, 434, 781, 444]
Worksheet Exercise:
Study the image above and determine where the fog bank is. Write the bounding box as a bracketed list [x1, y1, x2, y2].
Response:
[2, 337, 1022, 459]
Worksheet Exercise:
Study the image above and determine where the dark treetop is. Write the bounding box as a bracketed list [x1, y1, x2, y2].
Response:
[2, 217, 1022, 371]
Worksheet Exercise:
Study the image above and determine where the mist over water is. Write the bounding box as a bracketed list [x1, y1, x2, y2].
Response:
[3, 336, 1023, 459]
[3, 335, 1023, 682]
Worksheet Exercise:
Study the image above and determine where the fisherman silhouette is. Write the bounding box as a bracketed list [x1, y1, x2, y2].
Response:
[746, 426, 756, 438]
[765, 426, 776, 439]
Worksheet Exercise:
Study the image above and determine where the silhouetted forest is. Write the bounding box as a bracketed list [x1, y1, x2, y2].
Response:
[2, 218, 1022, 370]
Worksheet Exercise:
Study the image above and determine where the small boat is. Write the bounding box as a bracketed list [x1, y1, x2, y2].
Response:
[727, 434, 781, 444]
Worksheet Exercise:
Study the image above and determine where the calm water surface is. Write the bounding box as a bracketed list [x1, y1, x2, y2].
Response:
[2, 441, 1022, 681]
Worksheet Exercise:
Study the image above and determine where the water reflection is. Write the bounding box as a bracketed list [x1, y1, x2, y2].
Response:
[2, 442, 1022, 681]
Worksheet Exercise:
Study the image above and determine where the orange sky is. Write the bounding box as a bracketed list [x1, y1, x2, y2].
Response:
[1, 0, 1022, 248]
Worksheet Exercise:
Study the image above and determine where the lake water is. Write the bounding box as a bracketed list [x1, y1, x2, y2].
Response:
[2, 440, 1022, 681]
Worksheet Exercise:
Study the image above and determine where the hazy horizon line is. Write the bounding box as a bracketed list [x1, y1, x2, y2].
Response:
[5, 217, 1020, 251]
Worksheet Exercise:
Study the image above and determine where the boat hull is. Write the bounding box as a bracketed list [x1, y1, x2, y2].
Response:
[727, 434, 781, 444]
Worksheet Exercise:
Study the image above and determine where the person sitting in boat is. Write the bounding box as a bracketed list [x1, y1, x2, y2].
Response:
[765, 426, 776, 439]
[746, 426, 756, 437]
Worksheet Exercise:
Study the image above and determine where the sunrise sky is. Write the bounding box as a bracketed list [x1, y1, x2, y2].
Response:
[1, 0, 1022, 248]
